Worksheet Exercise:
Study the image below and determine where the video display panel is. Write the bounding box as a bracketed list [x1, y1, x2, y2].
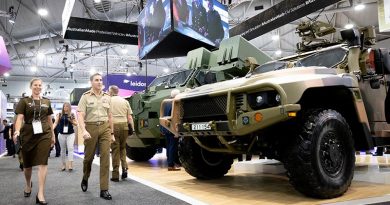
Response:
[172, 0, 229, 47]
[0, 36, 11, 75]
[138, 0, 172, 59]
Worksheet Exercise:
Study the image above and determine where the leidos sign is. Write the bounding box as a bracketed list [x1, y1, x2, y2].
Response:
[103, 75, 155, 92]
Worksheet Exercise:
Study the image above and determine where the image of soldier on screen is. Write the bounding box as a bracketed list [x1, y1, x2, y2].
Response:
[191, 0, 207, 35]
[173, 0, 189, 27]
[205, 0, 224, 45]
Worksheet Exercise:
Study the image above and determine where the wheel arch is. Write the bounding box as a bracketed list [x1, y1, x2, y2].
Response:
[297, 86, 374, 151]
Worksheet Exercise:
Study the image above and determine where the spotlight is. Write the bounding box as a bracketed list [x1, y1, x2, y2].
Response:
[275, 50, 282, 56]
[3, 72, 10, 77]
[344, 24, 354, 29]
[37, 8, 48, 16]
[354, 4, 365, 11]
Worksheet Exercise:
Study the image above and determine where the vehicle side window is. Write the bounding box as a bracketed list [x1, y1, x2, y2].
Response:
[195, 71, 217, 85]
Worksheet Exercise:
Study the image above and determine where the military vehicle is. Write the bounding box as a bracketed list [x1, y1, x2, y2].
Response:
[160, 26, 390, 198]
[126, 36, 272, 161]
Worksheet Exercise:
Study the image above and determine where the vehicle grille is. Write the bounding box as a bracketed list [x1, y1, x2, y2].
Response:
[235, 93, 244, 110]
[182, 95, 228, 122]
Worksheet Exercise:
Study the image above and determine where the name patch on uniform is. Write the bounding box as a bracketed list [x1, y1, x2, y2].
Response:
[41, 104, 49, 108]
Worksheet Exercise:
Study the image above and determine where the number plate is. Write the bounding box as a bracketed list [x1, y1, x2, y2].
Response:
[191, 123, 211, 131]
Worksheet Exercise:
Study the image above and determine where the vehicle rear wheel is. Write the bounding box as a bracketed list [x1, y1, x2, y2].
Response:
[178, 137, 234, 179]
[126, 145, 156, 162]
[284, 109, 355, 198]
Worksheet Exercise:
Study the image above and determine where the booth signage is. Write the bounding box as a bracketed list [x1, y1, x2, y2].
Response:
[0, 36, 11, 75]
[230, 0, 342, 40]
[63, 17, 138, 45]
[103, 75, 155, 91]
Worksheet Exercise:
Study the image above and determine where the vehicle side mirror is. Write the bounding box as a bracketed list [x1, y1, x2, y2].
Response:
[370, 79, 380, 89]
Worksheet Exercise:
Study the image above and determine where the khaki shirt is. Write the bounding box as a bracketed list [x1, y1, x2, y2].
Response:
[110, 95, 133, 123]
[77, 90, 111, 122]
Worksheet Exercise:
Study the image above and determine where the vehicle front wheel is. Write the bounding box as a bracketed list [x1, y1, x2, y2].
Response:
[126, 145, 156, 162]
[179, 137, 234, 179]
[284, 109, 355, 198]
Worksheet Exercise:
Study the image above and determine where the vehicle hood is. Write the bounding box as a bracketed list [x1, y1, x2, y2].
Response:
[176, 67, 358, 104]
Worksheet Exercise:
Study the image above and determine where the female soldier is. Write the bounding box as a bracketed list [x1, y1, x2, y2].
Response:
[13, 78, 55, 205]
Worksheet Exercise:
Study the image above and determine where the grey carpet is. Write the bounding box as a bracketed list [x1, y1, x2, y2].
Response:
[0, 153, 189, 205]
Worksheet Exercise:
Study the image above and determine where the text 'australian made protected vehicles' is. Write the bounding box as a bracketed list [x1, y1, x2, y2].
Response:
[126, 36, 271, 161]
[160, 27, 390, 198]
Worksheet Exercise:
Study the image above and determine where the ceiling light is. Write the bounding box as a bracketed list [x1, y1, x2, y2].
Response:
[275, 50, 282, 56]
[69, 68, 74, 72]
[8, 19, 15, 24]
[344, 24, 354, 29]
[90, 68, 96, 74]
[132, 72, 137, 75]
[70, 63, 75, 67]
[163, 68, 170, 73]
[126, 72, 131, 76]
[37, 52, 45, 59]
[271, 35, 279, 41]
[37, 8, 48, 17]
[354, 4, 365, 11]
[31, 66, 37, 72]
[94, 0, 102, 3]
[3, 72, 10, 77]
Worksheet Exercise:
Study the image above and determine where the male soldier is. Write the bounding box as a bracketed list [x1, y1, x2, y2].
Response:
[108, 85, 134, 182]
[77, 73, 115, 200]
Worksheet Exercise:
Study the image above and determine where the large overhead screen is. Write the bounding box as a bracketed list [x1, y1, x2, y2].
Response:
[138, 0, 172, 59]
[173, 0, 228, 47]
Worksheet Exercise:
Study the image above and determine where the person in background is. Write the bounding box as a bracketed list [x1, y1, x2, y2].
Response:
[53, 102, 77, 171]
[54, 117, 61, 157]
[77, 73, 115, 200]
[160, 89, 181, 171]
[173, 0, 189, 27]
[13, 78, 55, 205]
[108, 85, 135, 182]
[1, 119, 14, 157]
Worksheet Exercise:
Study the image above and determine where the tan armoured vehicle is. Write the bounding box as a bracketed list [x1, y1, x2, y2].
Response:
[159, 27, 390, 199]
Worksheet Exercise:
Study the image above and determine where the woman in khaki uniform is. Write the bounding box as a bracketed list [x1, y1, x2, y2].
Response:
[13, 78, 55, 205]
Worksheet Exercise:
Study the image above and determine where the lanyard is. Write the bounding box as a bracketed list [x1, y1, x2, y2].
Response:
[63, 114, 69, 127]
[32, 97, 42, 121]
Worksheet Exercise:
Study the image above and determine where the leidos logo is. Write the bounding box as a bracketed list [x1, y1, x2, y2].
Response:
[130, 81, 146, 87]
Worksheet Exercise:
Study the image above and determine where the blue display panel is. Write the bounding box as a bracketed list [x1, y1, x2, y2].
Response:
[138, 0, 172, 59]
[172, 0, 229, 47]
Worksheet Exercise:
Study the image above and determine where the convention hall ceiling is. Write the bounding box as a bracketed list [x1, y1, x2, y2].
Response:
[0, 0, 388, 84]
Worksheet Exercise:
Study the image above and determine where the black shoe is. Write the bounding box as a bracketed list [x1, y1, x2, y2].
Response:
[110, 178, 119, 182]
[100, 190, 112, 200]
[19, 163, 24, 171]
[55, 155, 60, 157]
[121, 171, 128, 179]
[24, 182, 32, 197]
[81, 179, 88, 192]
[36, 195, 48, 205]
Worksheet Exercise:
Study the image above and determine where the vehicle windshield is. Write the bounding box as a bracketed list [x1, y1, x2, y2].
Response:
[252, 61, 288, 74]
[296, 47, 347, 68]
[148, 70, 193, 87]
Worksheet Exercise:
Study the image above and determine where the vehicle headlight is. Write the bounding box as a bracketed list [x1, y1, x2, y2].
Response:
[247, 90, 280, 110]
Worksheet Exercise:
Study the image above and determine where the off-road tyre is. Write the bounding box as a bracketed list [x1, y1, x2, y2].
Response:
[178, 137, 234, 179]
[284, 109, 355, 199]
[126, 145, 156, 162]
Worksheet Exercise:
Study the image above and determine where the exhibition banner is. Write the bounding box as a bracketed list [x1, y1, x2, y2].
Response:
[378, 0, 390, 32]
[229, 0, 342, 40]
[63, 17, 138, 45]
[0, 36, 11, 75]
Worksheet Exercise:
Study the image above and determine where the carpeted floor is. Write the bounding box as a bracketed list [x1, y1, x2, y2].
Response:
[0, 153, 189, 205]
